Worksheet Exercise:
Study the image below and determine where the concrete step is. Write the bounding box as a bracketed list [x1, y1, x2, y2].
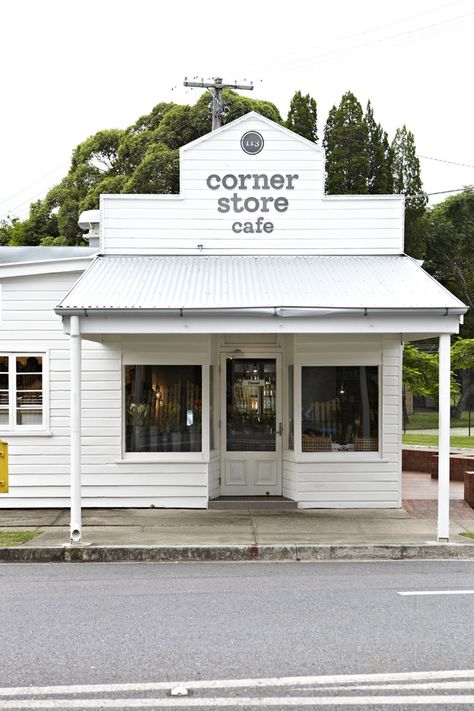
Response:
[208, 496, 297, 510]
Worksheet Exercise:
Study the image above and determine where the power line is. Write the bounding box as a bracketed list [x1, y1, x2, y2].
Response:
[420, 156, 474, 169]
[0, 162, 67, 208]
[0, 185, 55, 223]
[270, 0, 466, 66]
[269, 9, 474, 72]
[427, 188, 470, 196]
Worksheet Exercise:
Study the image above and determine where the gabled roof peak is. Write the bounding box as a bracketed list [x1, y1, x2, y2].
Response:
[181, 110, 324, 153]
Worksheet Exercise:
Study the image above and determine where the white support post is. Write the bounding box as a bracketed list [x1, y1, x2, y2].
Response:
[70, 315, 82, 544]
[437, 333, 451, 542]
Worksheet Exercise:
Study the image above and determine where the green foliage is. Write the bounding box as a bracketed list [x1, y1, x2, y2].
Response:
[323, 91, 369, 194]
[0, 217, 25, 245]
[4, 90, 281, 245]
[71, 129, 125, 174]
[391, 125, 427, 258]
[424, 189, 474, 336]
[451, 338, 474, 369]
[365, 101, 392, 194]
[403, 343, 440, 399]
[286, 90, 317, 142]
[122, 144, 179, 194]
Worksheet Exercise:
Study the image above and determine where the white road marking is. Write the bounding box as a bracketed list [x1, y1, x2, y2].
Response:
[398, 590, 474, 596]
[2, 670, 474, 698]
[2, 670, 474, 699]
[1, 695, 474, 708]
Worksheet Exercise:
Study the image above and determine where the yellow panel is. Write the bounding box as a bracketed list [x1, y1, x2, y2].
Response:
[0, 440, 8, 494]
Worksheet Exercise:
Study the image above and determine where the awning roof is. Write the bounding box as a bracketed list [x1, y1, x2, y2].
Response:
[56, 255, 466, 315]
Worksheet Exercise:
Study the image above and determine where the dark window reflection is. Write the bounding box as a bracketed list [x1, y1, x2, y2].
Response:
[125, 365, 202, 453]
[301, 366, 378, 452]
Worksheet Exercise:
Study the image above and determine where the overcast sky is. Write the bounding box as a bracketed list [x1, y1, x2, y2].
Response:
[0, 0, 473, 222]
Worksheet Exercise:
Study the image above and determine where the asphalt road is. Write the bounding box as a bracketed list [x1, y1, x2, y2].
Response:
[1, 560, 474, 709]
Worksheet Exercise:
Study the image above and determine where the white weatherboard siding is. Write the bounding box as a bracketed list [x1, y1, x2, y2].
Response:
[65, 334, 211, 508]
[292, 335, 402, 509]
[101, 114, 404, 256]
[0, 272, 82, 506]
[0, 280, 211, 506]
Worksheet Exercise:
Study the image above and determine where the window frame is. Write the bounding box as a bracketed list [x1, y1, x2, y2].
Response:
[0, 352, 49, 433]
[295, 358, 383, 461]
[120, 361, 209, 463]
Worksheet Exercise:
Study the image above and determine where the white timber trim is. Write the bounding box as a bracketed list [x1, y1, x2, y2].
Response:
[70, 315, 82, 544]
[437, 333, 451, 542]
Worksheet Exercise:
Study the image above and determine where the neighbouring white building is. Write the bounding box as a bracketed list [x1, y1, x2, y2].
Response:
[0, 112, 466, 543]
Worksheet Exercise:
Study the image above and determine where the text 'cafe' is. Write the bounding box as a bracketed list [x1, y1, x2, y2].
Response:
[0, 112, 466, 543]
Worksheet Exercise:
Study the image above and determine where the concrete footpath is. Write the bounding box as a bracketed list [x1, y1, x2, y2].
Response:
[1, 505, 474, 562]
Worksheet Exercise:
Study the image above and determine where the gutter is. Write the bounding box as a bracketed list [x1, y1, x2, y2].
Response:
[54, 306, 467, 318]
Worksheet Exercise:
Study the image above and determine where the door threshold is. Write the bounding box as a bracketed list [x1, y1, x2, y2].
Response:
[209, 496, 297, 510]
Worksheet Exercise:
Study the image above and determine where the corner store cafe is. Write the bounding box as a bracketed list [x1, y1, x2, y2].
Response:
[0, 112, 465, 543]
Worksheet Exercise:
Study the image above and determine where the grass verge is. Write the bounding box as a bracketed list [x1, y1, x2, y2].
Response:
[460, 532, 474, 540]
[402, 434, 474, 448]
[0, 531, 41, 547]
[404, 411, 473, 431]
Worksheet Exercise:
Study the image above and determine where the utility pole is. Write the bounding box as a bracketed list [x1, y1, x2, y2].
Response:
[183, 77, 254, 130]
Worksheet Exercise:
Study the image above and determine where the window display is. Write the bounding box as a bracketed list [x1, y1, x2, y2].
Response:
[301, 366, 379, 452]
[125, 365, 202, 453]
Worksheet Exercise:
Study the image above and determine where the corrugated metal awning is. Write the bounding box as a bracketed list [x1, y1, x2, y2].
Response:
[56, 255, 466, 315]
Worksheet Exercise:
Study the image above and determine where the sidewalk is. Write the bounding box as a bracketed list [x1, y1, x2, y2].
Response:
[1, 502, 474, 562]
[2, 471, 474, 561]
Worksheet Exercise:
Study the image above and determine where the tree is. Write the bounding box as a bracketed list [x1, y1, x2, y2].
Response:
[323, 91, 369, 194]
[451, 338, 474, 418]
[364, 101, 392, 194]
[122, 145, 179, 194]
[391, 125, 427, 258]
[424, 188, 474, 337]
[402, 342, 462, 425]
[403, 344, 439, 400]
[3, 91, 282, 246]
[286, 91, 317, 142]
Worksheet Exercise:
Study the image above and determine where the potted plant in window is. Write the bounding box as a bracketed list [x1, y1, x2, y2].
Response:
[128, 402, 150, 452]
[159, 401, 181, 451]
[168, 401, 181, 451]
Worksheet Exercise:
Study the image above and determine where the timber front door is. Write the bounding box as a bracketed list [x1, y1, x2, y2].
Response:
[221, 355, 282, 495]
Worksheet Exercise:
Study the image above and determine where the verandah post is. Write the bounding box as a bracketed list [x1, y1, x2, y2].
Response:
[437, 333, 451, 542]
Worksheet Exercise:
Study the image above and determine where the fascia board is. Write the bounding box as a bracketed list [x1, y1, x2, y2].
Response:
[0, 257, 95, 279]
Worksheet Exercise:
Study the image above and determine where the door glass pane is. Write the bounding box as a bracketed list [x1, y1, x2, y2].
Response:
[226, 358, 276, 452]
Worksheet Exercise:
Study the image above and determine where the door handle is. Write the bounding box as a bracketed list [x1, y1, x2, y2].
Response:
[278, 422, 283, 436]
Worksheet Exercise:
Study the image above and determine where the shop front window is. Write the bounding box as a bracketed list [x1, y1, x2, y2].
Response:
[301, 366, 379, 452]
[125, 365, 202, 453]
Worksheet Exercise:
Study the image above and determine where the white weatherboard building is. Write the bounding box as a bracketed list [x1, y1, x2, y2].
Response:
[0, 112, 466, 543]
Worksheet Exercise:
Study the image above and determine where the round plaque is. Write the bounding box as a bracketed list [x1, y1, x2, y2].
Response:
[240, 131, 264, 155]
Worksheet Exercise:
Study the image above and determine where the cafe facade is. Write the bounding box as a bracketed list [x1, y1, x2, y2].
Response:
[0, 112, 466, 543]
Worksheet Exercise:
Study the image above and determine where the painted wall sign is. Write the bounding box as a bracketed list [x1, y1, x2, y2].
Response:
[206, 137, 300, 233]
[101, 112, 405, 255]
